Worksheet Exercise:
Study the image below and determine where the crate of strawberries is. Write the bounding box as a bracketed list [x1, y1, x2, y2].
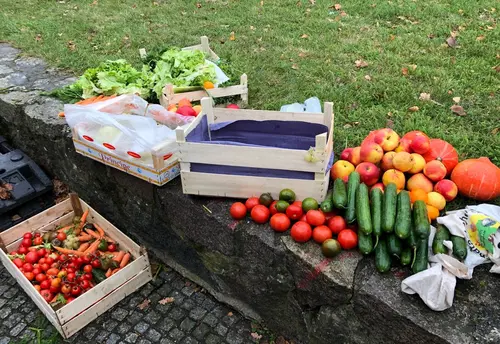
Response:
[0, 194, 152, 339]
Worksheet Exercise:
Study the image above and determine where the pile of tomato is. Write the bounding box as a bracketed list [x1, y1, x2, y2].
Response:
[10, 232, 102, 305]
[229, 196, 358, 251]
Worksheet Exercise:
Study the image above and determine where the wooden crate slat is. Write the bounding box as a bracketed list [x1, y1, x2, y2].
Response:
[212, 108, 326, 125]
[0, 199, 73, 246]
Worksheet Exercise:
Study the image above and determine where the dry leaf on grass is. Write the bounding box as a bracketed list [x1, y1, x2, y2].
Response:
[408, 106, 419, 112]
[355, 59, 368, 68]
[401, 67, 409, 76]
[446, 34, 458, 48]
[450, 105, 466, 116]
[137, 299, 151, 310]
[291, 63, 299, 70]
[389, 34, 396, 41]
[476, 35, 485, 41]
[452, 97, 461, 103]
[410, 64, 417, 70]
[334, 4, 342, 10]
[386, 119, 394, 128]
[67, 41, 76, 51]
[301, 34, 309, 39]
[158, 297, 175, 305]
[364, 75, 372, 81]
[419, 93, 431, 101]
[196, 2, 202, 8]
[229, 32, 235, 41]
[35, 34, 42, 42]
[308, 0, 315, 4]
[492, 65, 500, 73]
[491, 128, 500, 135]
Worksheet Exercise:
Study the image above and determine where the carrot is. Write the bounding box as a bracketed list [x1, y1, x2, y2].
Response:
[54, 246, 86, 256]
[94, 223, 105, 238]
[113, 251, 125, 263]
[111, 268, 121, 276]
[57, 225, 73, 233]
[84, 239, 101, 254]
[104, 235, 115, 244]
[78, 209, 89, 229]
[78, 234, 92, 241]
[78, 242, 90, 252]
[85, 229, 101, 240]
[58, 112, 65, 118]
[105, 268, 112, 278]
[120, 253, 131, 268]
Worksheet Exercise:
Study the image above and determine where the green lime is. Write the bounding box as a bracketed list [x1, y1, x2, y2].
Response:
[259, 193, 274, 207]
[279, 189, 296, 203]
[275, 200, 290, 213]
[322, 239, 342, 258]
[302, 197, 319, 212]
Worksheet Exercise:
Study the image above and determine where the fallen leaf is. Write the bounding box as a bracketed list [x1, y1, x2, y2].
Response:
[251, 332, 263, 340]
[450, 105, 466, 116]
[250, 25, 256, 30]
[389, 34, 396, 41]
[291, 63, 299, 70]
[227, 312, 233, 316]
[408, 106, 419, 112]
[387, 112, 393, 117]
[476, 35, 486, 41]
[35, 34, 42, 42]
[343, 124, 352, 129]
[492, 65, 500, 73]
[410, 64, 417, 71]
[340, 11, 347, 17]
[196, 2, 202, 8]
[308, 0, 315, 4]
[427, 33, 435, 39]
[491, 128, 500, 135]
[138, 298, 151, 310]
[419, 93, 431, 101]
[446, 35, 457, 48]
[301, 34, 309, 39]
[364, 75, 372, 81]
[90, 0, 98, 5]
[452, 97, 461, 103]
[158, 297, 175, 305]
[67, 41, 76, 51]
[229, 32, 235, 41]
[386, 119, 394, 128]
[355, 59, 368, 68]
[335, 3, 342, 10]
[401, 67, 409, 76]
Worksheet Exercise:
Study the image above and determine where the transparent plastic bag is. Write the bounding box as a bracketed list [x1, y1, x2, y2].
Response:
[145, 104, 194, 130]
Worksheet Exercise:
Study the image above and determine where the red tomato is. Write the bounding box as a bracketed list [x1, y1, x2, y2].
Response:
[245, 197, 260, 211]
[46, 268, 59, 276]
[250, 205, 270, 224]
[306, 210, 326, 227]
[34, 233, 41, 238]
[13, 258, 24, 268]
[38, 258, 46, 264]
[40, 279, 51, 290]
[299, 214, 307, 222]
[40, 263, 50, 272]
[290, 221, 312, 243]
[40, 290, 53, 302]
[322, 211, 337, 220]
[312, 225, 333, 244]
[34, 285, 41, 292]
[269, 214, 291, 232]
[75, 257, 84, 267]
[23, 233, 33, 239]
[24, 272, 35, 281]
[45, 257, 54, 265]
[66, 267, 75, 274]
[58, 254, 68, 262]
[108, 244, 117, 252]
[50, 285, 60, 294]
[82, 255, 92, 264]
[285, 205, 303, 221]
[80, 279, 91, 290]
[61, 284, 71, 294]
[67, 273, 76, 282]
[33, 237, 43, 246]
[83, 265, 93, 273]
[91, 259, 101, 269]
[66, 296, 75, 303]
[17, 246, 28, 255]
[21, 238, 32, 247]
[327, 216, 346, 235]
[51, 278, 62, 288]
[35, 273, 47, 283]
[269, 201, 278, 215]
[67, 263, 77, 270]
[291, 201, 302, 208]
[57, 271, 67, 279]
[83, 273, 93, 281]
[337, 229, 358, 250]
[32, 268, 41, 276]
[71, 286, 81, 296]
[25, 251, 39, 264]
[57, 232, 67, 241]
[230, 202, 247, 220]
[22, 263, 33, 272]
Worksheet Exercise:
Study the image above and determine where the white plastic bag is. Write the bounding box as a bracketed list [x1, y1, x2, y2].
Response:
[145, 104, 194, 129]
[280, 97, 322, 113]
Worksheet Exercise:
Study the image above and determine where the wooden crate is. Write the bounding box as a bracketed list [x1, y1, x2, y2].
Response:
[176, 98, 334, 202]
[0, 196, 152, 339]
[155, 36, 249, 107]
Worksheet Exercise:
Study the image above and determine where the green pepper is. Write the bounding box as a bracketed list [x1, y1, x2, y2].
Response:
[98, 239, 108, 251]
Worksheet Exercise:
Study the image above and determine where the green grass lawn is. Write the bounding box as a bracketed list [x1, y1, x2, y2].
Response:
[1, 0, 499, 206]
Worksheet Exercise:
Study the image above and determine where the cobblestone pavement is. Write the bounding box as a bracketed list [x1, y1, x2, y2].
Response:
[0, 262, 278, 344]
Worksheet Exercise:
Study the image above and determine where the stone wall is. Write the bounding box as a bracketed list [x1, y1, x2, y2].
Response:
[1, 43, 499, 344]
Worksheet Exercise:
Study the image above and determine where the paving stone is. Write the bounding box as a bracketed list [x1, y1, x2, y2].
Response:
[148, 292, 162, 304]
[0, 285, 8, 296]
[112, 307, 130, 321]
[183, 336, 199, 344]
[181, 286, 195, 297]
[179, 318, 196, 332]
[168, 307, 185, 321]
[159, 318, 175, 333]
[180, 299, 196, 311]
[140, 283, 156, 297]
[0, 299, 5, 309]
[127, 311, 143, 325]
[137, 339, 152, 344]
[128, 296, 143, 308]
[144, 310, 161, 325]
[134, 321, 150, 334]
[168, 328, 185, 341]
[192, 323, 210, 341]
[106, 333, 121, 344]
[2, 288, 18, 298]
[102, 319, 119, 331]
[222, 314, 240, 327]
[117, 322, 132, 335]
[170, 278, 185, 290]
[192, 293, 207, 305]
[206, 334, 223, 344]
[0, 308, 11, 319]
[4, 313, 22, 329]
[169, 291, 185, 305]
[216, 323, 229, 337]
[0, 337, 10, 344]
[159, 339, 174, 344]
[226, 330, 244, 344]
[125, 332, 139, 344]
[189, 307, 207, 321]
[211, 305, 228, 319]
[201, 298, 216, 311]
[95, 330, 111, 342]
[9, 322, 26, 336]
[203, 313, 218, 327]
[83, 327, 98, 340]
[146, 328, 162, 342]
[156, 284, 172, 296]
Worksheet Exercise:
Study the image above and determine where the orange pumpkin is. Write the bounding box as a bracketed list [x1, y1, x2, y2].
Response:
[422, 139, 459, 175]
[451, 157, 500, 201]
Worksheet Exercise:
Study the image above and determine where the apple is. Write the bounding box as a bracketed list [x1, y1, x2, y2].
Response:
[371, 183, 385, 193]
[382, 169, 406, 190]
[423, 160, 447, 182]
[410, 135, 431, 154]
[360, 142, 384, 164]
[226, 104, 240, 109]
[167, 104, 177, 113]
[340, 148, 353, 161]
[395, 138, 411, 153]
[380, 151, 396, 171]
[407, 173, 434, 193]
[434, 179, 458, 201]
[408, 153, 425, 174]
[355, 162, 381, 186]
[331, 160, 355, 182]
[392, 152, 414, 172]
[374, 129, 400, 152]
[427, 192, 446, 211]
[348, 147, 362, 166]
[192, 105, 202, 116]
[361, 130, 378, 146]
[402, 130, 430, 142]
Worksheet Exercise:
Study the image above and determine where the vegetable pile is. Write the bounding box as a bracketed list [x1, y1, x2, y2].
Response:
[8, 210, 132, 308]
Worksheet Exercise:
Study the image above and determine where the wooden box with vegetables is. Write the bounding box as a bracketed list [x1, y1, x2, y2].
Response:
[0, 195, 152, 339]
[176, 97, 334, 201]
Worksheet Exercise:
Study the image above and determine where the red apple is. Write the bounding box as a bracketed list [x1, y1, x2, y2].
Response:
[371, 183, 385, 193]
[355, 162, 381, 186]
[226, 104, 240, 109]
[360, 142, 384, 164]
[374, 129, 400, 152]
[348, 147, 362, 166]
[340, 148, 353, 161]
[410, 135, 431, 154]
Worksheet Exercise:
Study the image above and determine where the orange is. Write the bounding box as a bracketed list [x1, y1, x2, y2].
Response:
[410, 189, 428, 204]
[426, 205, 440, 221]
[178, 98, 192, 108]
[192, 105, 202, 115]
[203, 81, 215, 89]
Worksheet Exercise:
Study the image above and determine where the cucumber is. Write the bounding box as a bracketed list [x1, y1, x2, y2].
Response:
[320, 190, 334, 213]
[413, 200, 430, 239]
[451, 235, 467, 260]
[370, 188, 383, 240]
[395, 190, 411, 239]
[400, 248, 412, 266]
[375, 238, 391, 273]
[332, 178, 347, 209]
[345, 172, 360, 223]
[382, 183, 397, 233]
[92, 269, 107, 284]
[407, 224, 418, 249]
[387, 234, 402, 257]
[432, 224, 451, 255]
[358, 231, 373, 255]
[412, 238, 429, 274]
[356, 183, 372, 235]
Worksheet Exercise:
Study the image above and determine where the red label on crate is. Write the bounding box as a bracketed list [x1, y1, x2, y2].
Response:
[82, 135, 94, 142]
[103, 143, 116, 150]
[127, 151, 141, 159]
[163, 153, 173, 160]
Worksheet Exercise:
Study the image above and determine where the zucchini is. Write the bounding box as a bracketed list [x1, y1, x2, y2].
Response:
[387, 234, 402, 257]
[320, 190, 334, 213]
[412, 238, 429, 274]
[332, 178, 348, 209]
[345, 172, 360, 223]
[382, 183, 397, 233]
[358, 231, 373, 255]
[401, 247, 412, 266]
[407, 224, 418, 249]
[375, 238, 391, 273]
[432, 224, 451, 255]
[395, 190, 411, 239]
[413, 200, 430, 239]
[451, 235, 468, 260]
[356, 183, 372, 235]
[370, 188, 383, 241]
[92, 269, 107, 284]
